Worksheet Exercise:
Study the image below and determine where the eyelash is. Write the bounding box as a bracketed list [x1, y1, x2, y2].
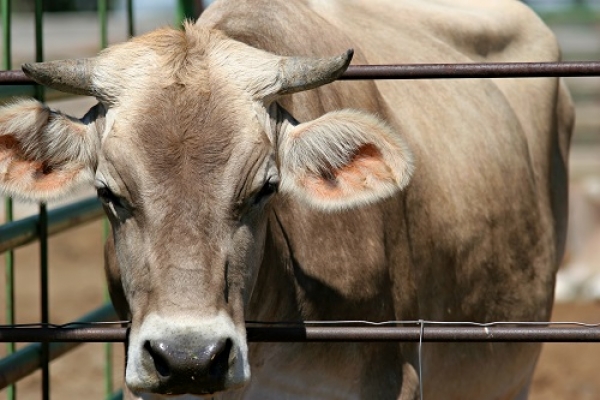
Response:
[252, 180, 278, 205]
[96, 186, 130, 214]
[97, 186, 118, 204]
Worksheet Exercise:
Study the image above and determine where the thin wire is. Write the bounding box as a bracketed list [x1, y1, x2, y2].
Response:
[2, 319, 600, 329]
[246, 320, 600, 328]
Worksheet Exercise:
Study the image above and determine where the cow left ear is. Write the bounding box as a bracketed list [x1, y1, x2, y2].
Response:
[0, 99, 98, 202]
[278, 109, 414, 211]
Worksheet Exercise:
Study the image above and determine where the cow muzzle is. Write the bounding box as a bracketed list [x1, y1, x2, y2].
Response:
[126, 312, 250, 396]
[144, 337, 233, 394]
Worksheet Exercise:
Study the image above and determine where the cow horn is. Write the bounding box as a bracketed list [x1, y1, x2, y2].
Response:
[276, 49, 353, 96]
[22, 58, 96, 96]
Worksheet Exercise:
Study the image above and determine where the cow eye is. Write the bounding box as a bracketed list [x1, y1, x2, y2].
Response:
[96, 186, 131, 220]
[97, 187, 121, 206]
[252, 179, 279, 205]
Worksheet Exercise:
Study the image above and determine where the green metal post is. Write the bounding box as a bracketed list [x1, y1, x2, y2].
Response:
[34, 0, 45, 102]
[97, 1, 115, 397]
[99, 0, 108, 49]
[2, 0, 15, 399]
[33, 1, 50, 399]
[126, 0, 134, 38]
[176, 0, 196, 26]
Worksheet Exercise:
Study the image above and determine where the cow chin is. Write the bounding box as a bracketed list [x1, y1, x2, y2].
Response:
[125, 312, 250, 396]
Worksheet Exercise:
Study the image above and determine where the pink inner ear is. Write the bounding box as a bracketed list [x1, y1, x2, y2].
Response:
[300, 143, 394, 201]
[6, 158, 82, 196]
[0, 135, 21, 162]
[31, 165, 81, 193]
[0, 134, 82, 197]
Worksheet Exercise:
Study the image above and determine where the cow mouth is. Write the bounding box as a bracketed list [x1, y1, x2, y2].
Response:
[126, 312, 251, 395]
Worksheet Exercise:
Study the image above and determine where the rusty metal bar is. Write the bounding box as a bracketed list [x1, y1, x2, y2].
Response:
[2, 61, 600, 85]
[0, 70, 31, 84]
[1, 326, 600, 343]
[340, 61, 600, 79]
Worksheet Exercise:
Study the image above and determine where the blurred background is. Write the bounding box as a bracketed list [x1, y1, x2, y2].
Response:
[0, 0, 599, 399]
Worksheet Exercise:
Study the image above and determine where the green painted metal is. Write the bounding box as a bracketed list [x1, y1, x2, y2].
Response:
[110, 390, 124, 400]
[0, 85, 36, 99]
[0, 197, 104, 253]
[2, 0, 16, 397]
[99, 0, 108, 49]
[97, 1, 114, 397]
[0, 303, 118, 390]
[104, 289, 114, 399]
[177, 0, 196, 26]
[126, 0, 134, 37]
[1, 0, 11, 68]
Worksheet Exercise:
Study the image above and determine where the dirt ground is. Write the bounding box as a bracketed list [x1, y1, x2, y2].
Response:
[0, 220, 598, 399]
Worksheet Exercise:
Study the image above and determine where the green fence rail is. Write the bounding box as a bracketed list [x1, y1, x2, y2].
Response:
[0, 1, 199, 399]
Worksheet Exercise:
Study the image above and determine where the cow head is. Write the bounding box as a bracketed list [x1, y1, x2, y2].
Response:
[0, 24, 413, 396]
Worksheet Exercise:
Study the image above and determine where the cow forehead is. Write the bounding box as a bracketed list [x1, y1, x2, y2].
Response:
[99, 86, 272, 211]
[92, 25, 211, 101]
[91, 23, 272, 107]
[92, 25, 275, 192]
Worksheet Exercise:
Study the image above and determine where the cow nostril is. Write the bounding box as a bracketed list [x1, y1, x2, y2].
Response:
[209, 338, 232, 378]
[143, 337, 234, 387]
[144, 340, 171, 378]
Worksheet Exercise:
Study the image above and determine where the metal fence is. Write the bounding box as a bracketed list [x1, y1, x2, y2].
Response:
[0, 1, 599, 400]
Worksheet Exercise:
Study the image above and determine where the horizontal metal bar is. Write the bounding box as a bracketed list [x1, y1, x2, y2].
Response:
[247, 326, 600, 342]
[0, 327, 125, 343]
[0, 197, 103, 253]
[1, 326, 600, 343]
[0, 70, 31, 84]
[0, 85, 36, 99]
[341, 61, 600, 79]
[1, 61, 600, 85]
[110, 390, 123, 400]
[0, 303, 117, 390]
[0, 87, 80, 102]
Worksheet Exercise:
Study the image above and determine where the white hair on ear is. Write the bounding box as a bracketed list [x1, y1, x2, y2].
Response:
[0, 99, 98, 201]
[1, 99, 97, 167]
[279, 109, 414, 211]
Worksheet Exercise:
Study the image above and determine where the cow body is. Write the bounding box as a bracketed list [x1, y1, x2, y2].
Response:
[200, 2, 572, 399]
[0, 0, 573, 399]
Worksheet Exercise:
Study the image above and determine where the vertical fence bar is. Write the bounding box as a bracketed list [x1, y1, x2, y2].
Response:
[97, 1, 114, 396]
[33, 1, 49, 399]
[99, 0, 108, 49]
[176, 0, 195, 26]
[39, 204, 49, 400]
[1, 0, 15, 399]
[126, 0, 134, 38]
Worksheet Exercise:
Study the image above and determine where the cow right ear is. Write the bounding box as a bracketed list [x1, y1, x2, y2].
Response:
[277, 109, 414, 211]
[0, 99, 98, 201]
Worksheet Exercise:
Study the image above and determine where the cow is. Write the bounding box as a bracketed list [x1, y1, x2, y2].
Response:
[0, 0, 573, 399]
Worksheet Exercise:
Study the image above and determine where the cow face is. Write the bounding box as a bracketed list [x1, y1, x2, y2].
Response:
[0, 24, 413, 396]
